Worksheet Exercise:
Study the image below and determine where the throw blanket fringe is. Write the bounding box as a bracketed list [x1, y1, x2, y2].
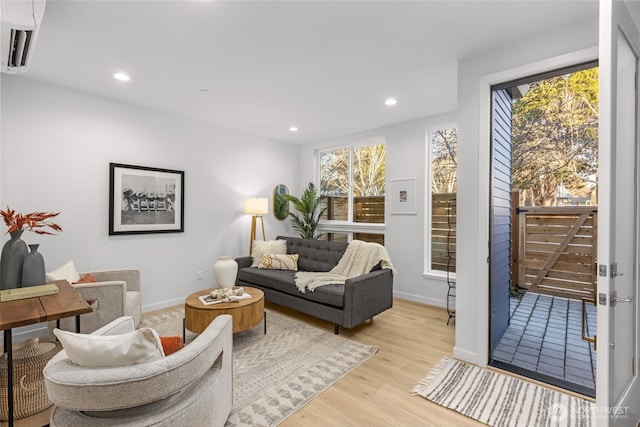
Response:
[295, 240, 394, 292]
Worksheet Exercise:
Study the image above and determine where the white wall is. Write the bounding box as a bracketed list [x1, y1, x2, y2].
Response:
[299, 113, 456, 308]
[1, 76, 298, 320]
[455, 19, 598, 365]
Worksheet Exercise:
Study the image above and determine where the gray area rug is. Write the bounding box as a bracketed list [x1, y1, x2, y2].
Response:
[141, 308, 377, 426]
[412, 357, 594, 427]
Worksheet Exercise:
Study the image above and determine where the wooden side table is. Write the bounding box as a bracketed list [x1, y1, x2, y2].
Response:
[184, 287, 265, 339]
[1, 281, 92, 427]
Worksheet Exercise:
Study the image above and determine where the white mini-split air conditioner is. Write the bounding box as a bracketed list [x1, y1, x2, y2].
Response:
[1, 0, 46, 74]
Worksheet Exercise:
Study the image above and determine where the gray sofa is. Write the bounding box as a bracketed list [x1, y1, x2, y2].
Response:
[236, 236, 393, 334]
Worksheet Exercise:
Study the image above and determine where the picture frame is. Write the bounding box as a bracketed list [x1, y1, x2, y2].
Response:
[390, 178, 417, 215]
[109, 163, 184, 235]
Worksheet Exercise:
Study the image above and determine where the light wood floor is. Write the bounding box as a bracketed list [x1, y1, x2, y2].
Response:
[267, 298, 484, 427]
[147, 297, 484, 427]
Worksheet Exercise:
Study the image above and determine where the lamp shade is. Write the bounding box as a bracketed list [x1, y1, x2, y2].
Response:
[245, 197, 268, 215]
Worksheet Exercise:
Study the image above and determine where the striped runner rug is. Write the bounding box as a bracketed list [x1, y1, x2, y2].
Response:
[412, 357, 594, 427]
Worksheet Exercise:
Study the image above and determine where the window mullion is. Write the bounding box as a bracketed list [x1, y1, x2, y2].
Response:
[348, 147, 354, 223]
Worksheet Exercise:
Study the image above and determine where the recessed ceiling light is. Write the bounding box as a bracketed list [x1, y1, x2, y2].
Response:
[200, 89, 209, 94]
[113, 72, 130, 82]
[289, 127, 299, 132]
[384, 98, 397, 106]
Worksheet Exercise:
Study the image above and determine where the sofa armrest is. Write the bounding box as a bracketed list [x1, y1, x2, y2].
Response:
[87, 269, 140, 293]
[236, 256, 252, 269]
[343, 269, 393, 328]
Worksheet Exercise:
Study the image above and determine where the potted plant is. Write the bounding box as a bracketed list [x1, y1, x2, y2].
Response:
[0, 207, 61, 289]
[284, 183, 327, 240]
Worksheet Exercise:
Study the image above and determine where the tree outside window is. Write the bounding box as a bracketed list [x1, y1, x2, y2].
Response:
[318, 142, 386, 244]
[429, 127, 457, 274]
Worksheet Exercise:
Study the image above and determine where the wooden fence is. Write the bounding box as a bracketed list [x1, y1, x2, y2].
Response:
[515, 206, 597, 299]
[320, 196, 385, 223]
[320, 196, 385, 245]
[431, 193, 456, 272]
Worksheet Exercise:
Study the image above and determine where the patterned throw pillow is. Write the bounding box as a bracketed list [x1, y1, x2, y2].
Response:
[251, 240, 287, 267]
[258, 254, 299, 271]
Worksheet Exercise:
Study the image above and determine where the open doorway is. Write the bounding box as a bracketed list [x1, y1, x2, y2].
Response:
[488, 63, 599, 397]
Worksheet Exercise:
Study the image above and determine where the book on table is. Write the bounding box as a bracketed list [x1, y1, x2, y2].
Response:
[0, 283, 59, 302]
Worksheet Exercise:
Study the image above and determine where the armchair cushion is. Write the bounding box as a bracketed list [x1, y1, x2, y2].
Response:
[53, 327, 164, 367]
[47, 269, 142, 339]
[44, 315, 233, 427]
[45, 260, 81, 283]
[74, 273, 97, 284]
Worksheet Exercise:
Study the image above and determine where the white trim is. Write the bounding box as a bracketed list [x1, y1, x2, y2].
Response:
[142, 297, 184, 313]
[469, 45, 599, 368]
[424, 123, 458, 277]
[317, 138, 387, 234]
[318, 221, 385, 234]
[422, 271, 455, 281]
[393, 290, 446, 308]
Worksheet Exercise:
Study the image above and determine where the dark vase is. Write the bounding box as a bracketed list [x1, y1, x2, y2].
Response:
[22, 244, 46, 287]
[0, 230, 29, 290]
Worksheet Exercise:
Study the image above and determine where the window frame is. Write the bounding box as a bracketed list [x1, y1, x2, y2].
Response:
[424, 123, 457, 279]
[317, 137, 386, 241]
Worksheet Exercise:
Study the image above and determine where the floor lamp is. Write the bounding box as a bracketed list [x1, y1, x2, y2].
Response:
[246, 197, 268, 255]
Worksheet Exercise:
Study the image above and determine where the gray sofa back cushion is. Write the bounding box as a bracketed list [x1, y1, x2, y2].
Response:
[277, 236, 347, 272]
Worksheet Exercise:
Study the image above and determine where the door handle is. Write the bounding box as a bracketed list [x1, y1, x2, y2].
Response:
[610, 291, 633, 306]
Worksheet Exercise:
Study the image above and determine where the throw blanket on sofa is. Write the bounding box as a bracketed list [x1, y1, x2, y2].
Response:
[295, 240, 394, 292]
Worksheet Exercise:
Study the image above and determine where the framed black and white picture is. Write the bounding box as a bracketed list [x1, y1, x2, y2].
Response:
[109, 163, 184, 235]
[390, 178, 417, 215]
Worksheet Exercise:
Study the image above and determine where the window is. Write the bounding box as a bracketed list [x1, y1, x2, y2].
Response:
[318, 140, 386, 244]
[425, 126, 457, 276]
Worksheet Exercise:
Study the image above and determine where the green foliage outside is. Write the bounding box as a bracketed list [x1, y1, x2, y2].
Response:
[319, 144, 386, 197]
[512, 68, 599, 206]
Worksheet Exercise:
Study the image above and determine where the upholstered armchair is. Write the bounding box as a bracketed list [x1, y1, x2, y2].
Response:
[47, 269, 142, 337]
[44, 315, 233, 426]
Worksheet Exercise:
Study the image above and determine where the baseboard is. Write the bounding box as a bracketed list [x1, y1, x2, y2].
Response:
[8, 324, 48, 342]
[453, 346, 479, 365]
[4, 298, 184, 344]
[393, 291, 446, 308]
[142, 297, 184, 313]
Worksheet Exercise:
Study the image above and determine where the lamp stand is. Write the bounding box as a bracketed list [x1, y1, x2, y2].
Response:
[249, 215, 266, 256]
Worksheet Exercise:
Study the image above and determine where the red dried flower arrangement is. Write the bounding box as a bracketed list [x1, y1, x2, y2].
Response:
[0, 207, 62, 235]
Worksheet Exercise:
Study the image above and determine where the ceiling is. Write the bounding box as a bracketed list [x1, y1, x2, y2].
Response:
[22, 1, 600, 143]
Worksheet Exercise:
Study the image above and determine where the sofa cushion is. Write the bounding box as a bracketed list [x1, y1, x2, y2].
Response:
[238, 267, 344, 308]
[251, 240, 287, 267]
[280, 236, 348, 272]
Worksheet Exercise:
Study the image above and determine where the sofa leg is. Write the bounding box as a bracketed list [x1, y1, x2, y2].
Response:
[334, 324, 339, 335]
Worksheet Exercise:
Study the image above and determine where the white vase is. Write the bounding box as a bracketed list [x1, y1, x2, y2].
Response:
[214, 256, 238, 288]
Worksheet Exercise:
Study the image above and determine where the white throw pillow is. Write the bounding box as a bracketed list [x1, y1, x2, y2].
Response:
[54, 327, 165, 367]
[251, 239, 287, 267]
[46, 260, 81, 283]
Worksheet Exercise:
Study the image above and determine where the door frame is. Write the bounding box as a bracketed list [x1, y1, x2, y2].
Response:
[471, 46, 599, 367]
[596, 0, 640, 423]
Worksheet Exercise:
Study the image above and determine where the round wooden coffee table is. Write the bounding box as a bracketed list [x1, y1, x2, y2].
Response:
[184, 286, 265, 337]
